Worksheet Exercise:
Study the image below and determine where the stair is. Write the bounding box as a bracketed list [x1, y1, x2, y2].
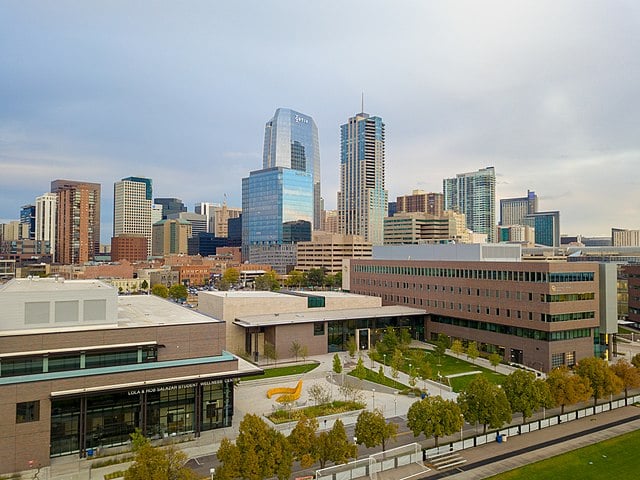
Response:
[426, 451, 467, 470]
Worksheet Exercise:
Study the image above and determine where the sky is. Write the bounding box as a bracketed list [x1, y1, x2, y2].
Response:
[1, 1, 639, 243]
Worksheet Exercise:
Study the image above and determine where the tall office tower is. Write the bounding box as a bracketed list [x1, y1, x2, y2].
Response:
[396, 190, 444, 216]
[500, 190, 538, 226]
[214, 204, 242, 238]
[154, 197, 186, 220]
[443, 166, 496, 242]
[263, 108, 321, 229]
[337, 111, 388, 245]
[113, 177, 153, 255]
[20, 204, 36, 240]
[524, 211, 561, 247]
[35, 193, 57, 259]
[51, 179, 100, 264]
[321, 209, 339, 233]
[167, 212, 207, 237]
[611, 228, 640, 247]
[195, 202, 216, 233]
[151, 204, 163, 225]
[152, 219, 191, 255]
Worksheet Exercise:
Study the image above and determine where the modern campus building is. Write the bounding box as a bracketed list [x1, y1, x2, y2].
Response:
[263, 108, 321, 229]
[295, 232, 372, 275]
[337, 111, 388, 246]
[113, 177, 153, 255]
[499, 190, 538, 226]
[51, 180, 101, 265]
[443, 167, 496, 242]
[344, 244, 617, 372]
[198, 290, 425, 361]
[0, 278, 258, 475]
[627, 264, 640, 325]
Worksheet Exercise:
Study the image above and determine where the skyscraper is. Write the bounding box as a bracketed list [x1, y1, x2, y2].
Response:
[500, 190, 538, 226]
[51, 179, 101, 264]
[337, 111, 388, 245]
[113, 177, 153, 255]
[524, 211, 561, 247]
[443, 167, 496, 242]
[35, 193, 57, 259]
[263, 108, 321, 228]
[20, 204, 36, 240]
[154, 198, 186, 220]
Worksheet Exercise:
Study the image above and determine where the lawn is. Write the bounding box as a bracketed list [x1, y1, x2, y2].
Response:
[241, 362, 319, 381]
[488, 428, 640, 479]
[347, 367, 408, 390]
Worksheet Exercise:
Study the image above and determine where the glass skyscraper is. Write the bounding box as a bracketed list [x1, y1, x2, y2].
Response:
[443, 167, 496, 242]
[337, 112, 388, 245]
[263, 108, 321, 229]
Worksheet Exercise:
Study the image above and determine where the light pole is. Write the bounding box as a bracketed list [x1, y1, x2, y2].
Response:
[460, 414, 464, 442]
[394, 391, 398, 416]
[210, 467, 216, 480]
[354, 436, 358, 458]
[372, 388, 376, 409]
[383, 353, 386, 367]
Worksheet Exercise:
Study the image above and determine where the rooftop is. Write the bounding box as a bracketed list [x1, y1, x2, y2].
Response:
[117, 295, 222, 327]
[0, 277, 115, 293]
[234, 305, 426, 327]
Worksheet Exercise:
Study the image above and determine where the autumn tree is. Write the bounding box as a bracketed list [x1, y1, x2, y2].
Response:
[125, 431, 197, 480]
[289, 340, 303, 362]
[151, 284, 169, 298]
[466, 341, 479, 365]
[347, 336, 357, 358]
[353, 357, 367, 380]
[332, 353, 342, 374]
[222, 267, 240, 286]
[611, 359, 640, 404]
[216, 414, 292, 480]
[545, 366, 592, 414]
[376, 326, 400, 356]
[390, 348, 404, 380]
[407, 396, 463, 447]
[434, 334, 450, 365]
[168, 284, 188, 301]
[502, 369, 552, 423]
[354, 409, 398, 452]
[457, 375, 511, 433]
[451, 339, 464, 358]
[255, 270, 280, 291]
[264, 342, 278, 365]
[631, 353, 640, 369]
[314, 419, 356, 468]
[489, 352, 502, 371]
[288, 416, 319, 468]
[308, 383, 331, 405]
[306, 268, 326, 288]
[285, 270, 305, 288]
[575, 357, 623, 409]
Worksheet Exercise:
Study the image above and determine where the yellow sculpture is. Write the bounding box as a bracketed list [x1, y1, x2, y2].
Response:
[267, 379, 303, 403]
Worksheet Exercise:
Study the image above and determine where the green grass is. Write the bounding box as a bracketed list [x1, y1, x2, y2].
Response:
[488, 428, 640, 479]
[347, 367, 408, 390]
[267, 400, 365, 424]
[241, 362, 319, 381]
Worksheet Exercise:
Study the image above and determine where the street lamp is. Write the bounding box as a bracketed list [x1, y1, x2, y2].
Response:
[460, 414, 464, 442]
[210, 467, 216, 480]
[354, 436, 358, 458]
[394, 391, 398, 416]
[383, 353, 386, 366]
[372, 388, 376, 409]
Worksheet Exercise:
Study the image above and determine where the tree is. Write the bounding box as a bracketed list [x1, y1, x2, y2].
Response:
[285, 270, 305, 288]
[222, 267, 240, 286]
[399, 328, 412, 350]
[611, 359, 640, 403]
[168, 284, 188, 301]
[390, 348, 403, 379]
[377, 365, 385, 382]
[355, 409, 398, 452]
[407, 396, 463, 447]
[546, 366, 592, 414]
[377, 326, 400, 356]
[306, 268, 326, 288]
[631, 353, 640, 369]
[151, 284, 169, 298]
[333, 271, 342, 289]
[288, 416, 319, 468]
[434, 334, 450, 364]
[140, 280, 149, 292]
[575, 357, 623, 408]
[308, 384, 331, 405]
[458, 376, 512, 433]
[347, 336, 357, 358]
[354, 357, 367, 380]
[300, 345, 309, 363]
[125, 431, 198, 480]
[264, 342, 278, 365]
[332, 353, 342, 374]
[466, 342, 479, 364]
[217, 414, 292, 480]
[314, 419, 356, 468]
[503, 370, 552, 423]
[255, 270, 280, 291]
[489, 352, 502, 371]
[451, 339, 464, 358]
[290, 340, 303, 362]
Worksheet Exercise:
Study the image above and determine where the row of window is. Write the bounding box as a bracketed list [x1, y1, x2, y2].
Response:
[430, 315, 593, 341]
[551, 351, 576, 368]
[354, 265, 595, 283]
[540, 312, 595, 323]
[0, 347, 157, 378]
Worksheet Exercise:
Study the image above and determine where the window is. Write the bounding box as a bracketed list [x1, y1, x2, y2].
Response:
[314, 322, 325, 336]
[551, 353, 565, 368]
[16, 401, 40, 423]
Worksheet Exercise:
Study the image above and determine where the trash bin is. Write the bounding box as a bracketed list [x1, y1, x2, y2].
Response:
[496, 434, 503, 443]
[502, 435, 508, 443]
[421, 392, 427, 399]
[87, 448, 94, 457]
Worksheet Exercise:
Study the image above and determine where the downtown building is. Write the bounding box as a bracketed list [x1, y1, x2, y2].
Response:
[51, 180, 101, 265]
[443, 167, 496, 242]
[337, 111, 388, 245]
[345, 244, 617, 372]
[113, 177, 153, 257]
[242, 108, 319, 272]
[35, 193, 57, 260]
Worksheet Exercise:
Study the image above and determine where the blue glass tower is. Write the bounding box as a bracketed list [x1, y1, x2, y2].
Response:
[263, 108, 320, 229]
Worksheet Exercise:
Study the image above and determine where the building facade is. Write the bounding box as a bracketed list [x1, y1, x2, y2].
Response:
[384, 211, 469, 245]
[263, 108, 321, 229]
[396, 191, 444, 216]
[295, 232, 372, 275]
[499, 190, 538, 226]
[152, 219, 191, 256]
[612, 228, 640, 247]
[113, 177, 153, 255]
[337, 112, 388, 245]
[111, 235, 148, 262]
[443, 167, 496, 242]
[51, 180, 101, 265]
[35, 193, 57, 260]
[524, 211, 561, 247]
[346, 256, 601, 372]
[153, 198, 186, 220]
[627, 265, 640, 325]
[20, 204, 36, 240]
[0, 278, 259, 475]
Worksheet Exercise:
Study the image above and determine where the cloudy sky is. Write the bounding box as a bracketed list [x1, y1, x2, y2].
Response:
[1, 1, 639, 242]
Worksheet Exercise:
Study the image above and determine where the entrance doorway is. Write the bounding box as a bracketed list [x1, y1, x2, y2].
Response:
[356, 328, 370, 351]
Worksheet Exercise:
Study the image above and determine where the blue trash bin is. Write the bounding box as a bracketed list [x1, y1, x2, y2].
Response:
[496, 434, 502, 443]
[87, 448, 94, 457]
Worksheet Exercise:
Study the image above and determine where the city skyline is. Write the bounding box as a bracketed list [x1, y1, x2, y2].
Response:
[2, 2, 639, 239]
